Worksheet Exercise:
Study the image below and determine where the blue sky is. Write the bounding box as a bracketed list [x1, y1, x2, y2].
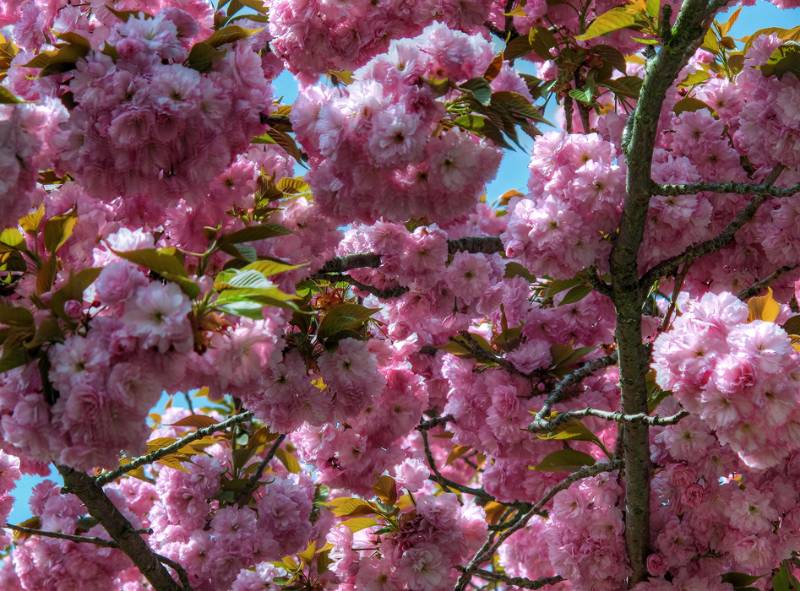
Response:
[7, 0, 799, 524]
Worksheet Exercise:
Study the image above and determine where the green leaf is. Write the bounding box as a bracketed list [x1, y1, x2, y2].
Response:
[722, 572, 763, 589]
[568, 87, 594, 105]
[215, 287, 299, 317]
[602, 75, 643, 98]
[783, 315, 800, 335]
[504, 262, 535, 282]
[576, 5, 639, 41]
[645, 0, 660, 19]
[221, 223, 292, 244]
[673, 96, 712, 114]
[106, 6, 150, 21]
[772, 564, 800, 591]
[453, 114, 512, 149]
[318, 303, 380, 340]
[43, 209, 78, 253]
[259, 127, 306, 164]
[0, 303, 33, 327]
[535, 417, 601, 445]
[113, 247, 199, 298]
[527, 27, 557, 60]
[592, 44, 628, 76]
[530, 448, 596, 472]
[0, 86, 23, 104]
[559, 283, 592, 305]
[24, 42, 89, 76]
[0, 346, 29, 373]
[459, 78, 492, 106]
[113, 247, 187, 278]
[50, 267, 101, 320]
[762, 42, 800, 79]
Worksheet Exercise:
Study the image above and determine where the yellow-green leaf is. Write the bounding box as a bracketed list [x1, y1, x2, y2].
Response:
[275, 447, 300, 473]
[0, 86, 23, 104]
[673, 96, 712, 114]
[318, 303, 380, 340]
[324, 497, 376, 517]
[44, 209, 78, 253]
[242, 259, 306, 278]
[341, 517, 378, 533]
[576, 6, 639, 41]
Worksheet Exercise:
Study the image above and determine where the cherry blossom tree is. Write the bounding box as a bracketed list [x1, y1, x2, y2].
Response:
[0, 0, 799, 590]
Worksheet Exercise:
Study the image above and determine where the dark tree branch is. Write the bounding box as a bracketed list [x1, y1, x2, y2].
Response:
[468, 569, 565, 589]
[236, 434, 286, 507]
[94, 412, 253, 487]
[737, 264, 799, 300]
[320, 273, 409, 298]
[317, 253, 382, 274]
[57, 465, 188, 591]
[640, 165, 786, 288]
[317, 237, 505, 278]
[447, 236, 505, 256]
[611, 0, 726, 583]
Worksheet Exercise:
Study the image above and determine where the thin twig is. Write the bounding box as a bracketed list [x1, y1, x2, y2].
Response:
[640, 165, 786, 288]
[453, 461, 623, 591]
[468, 569, 564, 589]
[155, 554, 192, 591]
[236, 434, 286, 507]
[5, 523, 117, 547]
[320, 273, 409, 298]
[529, 408, 688, 432]
[737, 264, 799, 300]
[529, 352, 619, 428]
[94, 412, 254, 487]
[417, 418, 493, 502]
[4, 524, 192, 591]
[652, 180, 800, 198]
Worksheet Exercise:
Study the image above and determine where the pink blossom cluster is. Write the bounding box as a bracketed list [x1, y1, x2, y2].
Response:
[0, 257, 194, 470]
[52, 10, 271, 203]
[546, 474, 629, 589]
[640, 396, 800, 586]
[329, 492, 486, 590]
[653, 291, 800, 470]
[9, 480, 132, 590]
[268, 0, 495, 81]
[147, 445, 314, 591]
[502, 132, 625, 279]
[294, 363, 428, 493]
[0, 101, 66, 225]
[293, 23, 503, 224]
